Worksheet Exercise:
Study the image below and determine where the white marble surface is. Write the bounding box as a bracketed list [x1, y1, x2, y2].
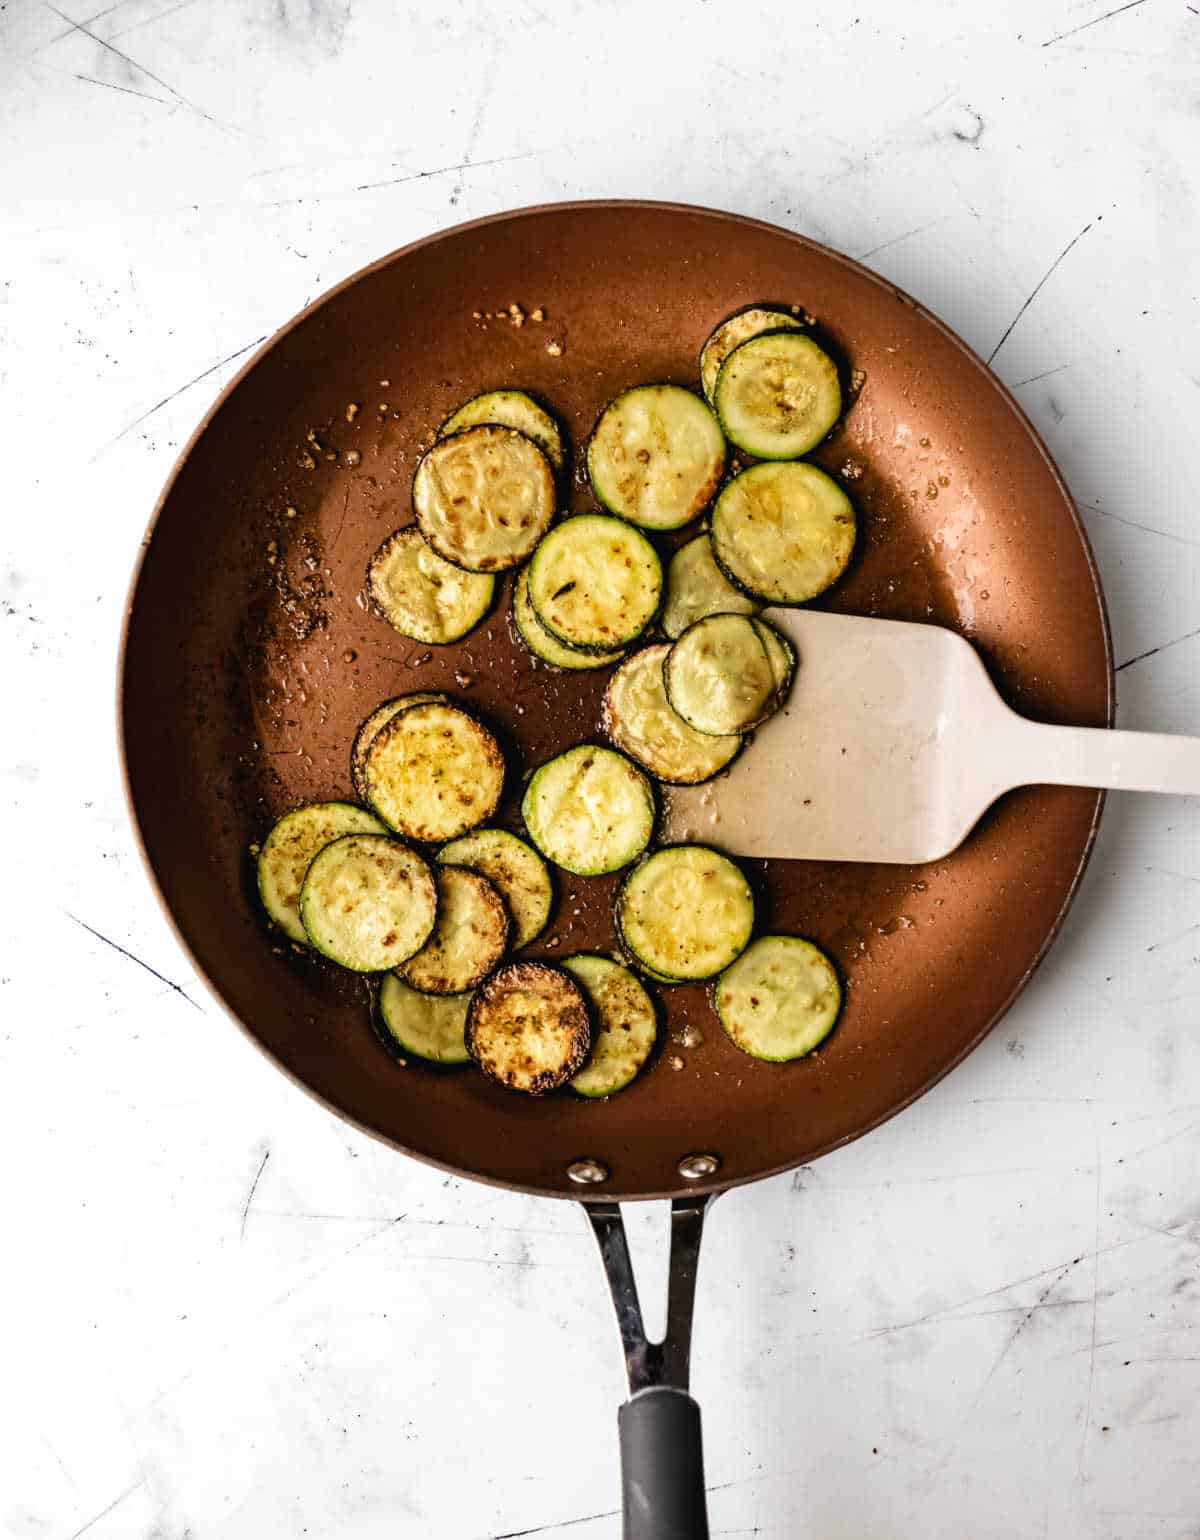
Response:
[4, 1, 1200, 1535]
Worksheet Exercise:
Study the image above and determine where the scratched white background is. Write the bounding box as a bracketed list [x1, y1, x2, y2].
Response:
[3, 1, 1200, 1536]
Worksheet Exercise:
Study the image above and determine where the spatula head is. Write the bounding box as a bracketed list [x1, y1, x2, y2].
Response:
[663, 609, 1011, 864]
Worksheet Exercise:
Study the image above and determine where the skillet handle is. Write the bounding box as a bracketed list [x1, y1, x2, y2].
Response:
[586, 1195, 712, 1540]
[619, 1386, 708, 1540]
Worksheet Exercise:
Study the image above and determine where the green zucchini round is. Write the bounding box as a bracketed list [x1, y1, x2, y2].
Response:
[713, 331, 841, 459]
[527, 514, 661, 653]
[714, 936, 842, 1060]
[602, 644, 742, 785]
[367, 526, 494, 644]
[364, 701, 505, 843]
[661, 533, 761, 640]
[618, 844, 755, 982]
[710, 462, 856, 604]
[439, 390, 565, 472]
[397, 865, 510, 995]
[512, 567, 626, 670]
[563, 954, 658, 1098]
[377, 974, 472, 1065]
[437, 828, 553, 950]
[257, 801, 388, 945]
[663, 613, 777, 736]
[522, 744, 655, 876]
[752, 618, 796, 706]
[413, 424, 555, 572]
[699, 305, 805, 403]
[299, 834, 437, 972]
[587, 384, 725, 531]
[350, 693, 448, 804]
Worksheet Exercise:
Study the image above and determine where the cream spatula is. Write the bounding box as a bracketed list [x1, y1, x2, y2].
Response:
[663, 609, 1200, 864]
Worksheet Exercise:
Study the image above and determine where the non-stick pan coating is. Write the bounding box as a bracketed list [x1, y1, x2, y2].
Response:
[120, 202, 1111, 1201]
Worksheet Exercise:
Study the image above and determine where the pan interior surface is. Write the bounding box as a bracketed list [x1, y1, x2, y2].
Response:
[121, 203, 1110, 1200]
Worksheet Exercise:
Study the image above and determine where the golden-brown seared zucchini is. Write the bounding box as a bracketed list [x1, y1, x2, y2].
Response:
[350, 694, 447, 804]
[710, 461, 856, 604]
[364, 700, 504, 844]
[367, 527, 494, 644]
[527, 514, 661, 653]
[564, 953, 658, 1098]
[439, 390, 565, 472]
[663, 613, 777, 736]
[299, 834, 437, 972]
[465, 961, 592, 1094]
[588, 385, 725, 531]
[398, 866, 510, 995]
[437, 828, 553, 950]
[618, 844, 755, 981]
[602, 644, 742, 785]
[699, 306, 805, 403]
[413, 424, 556, 572]
[257, 802, 388, 944]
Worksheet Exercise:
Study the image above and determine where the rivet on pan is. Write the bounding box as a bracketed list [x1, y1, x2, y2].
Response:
[567, 1158, 610, 1186]
[677, 1153, 721, 1181]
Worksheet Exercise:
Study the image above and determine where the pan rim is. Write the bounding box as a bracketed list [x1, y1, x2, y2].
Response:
[116, 198, 1114, 1202]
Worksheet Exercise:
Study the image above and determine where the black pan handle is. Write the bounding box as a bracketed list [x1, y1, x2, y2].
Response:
[586, 1196, 712, 1540]
[618, 1386, 708, 1540]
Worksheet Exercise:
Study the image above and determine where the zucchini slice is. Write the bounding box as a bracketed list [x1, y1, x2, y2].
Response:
[663, 613, 776, 736]
[714, 331, 842, 459]
[527, 514, 661, 652]
[257, 802, 389, 945]
[618, 845, 754, 981]
[413, 424, 555, 572]
[377, 974, 472, 1065]
[439, 390, 565, 472]
[398, 865, 509, 995]
[367, 526, 494, 644]
[661, 533, 760, 640]
[522, 744, 655, 876]
[710, 462, 856, 604]
[299, 834, 437, 972]
[351, 693, 447, 803]
[513, 567, 625, 670]
[752, 617, 796, 704]
[699, 306, 804, 404]
[437, 828, 553, 949]
[587, 385, 725, 531]
[364, 700, 504, 843]
[602, 644, 742, 786]
[715, 936, 842, 1060]
[564, 954, 658, 1098]
[465, 960, 592, 1094]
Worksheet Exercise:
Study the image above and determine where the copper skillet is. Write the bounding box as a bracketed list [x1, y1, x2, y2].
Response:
[119, 201, 1112, 1538]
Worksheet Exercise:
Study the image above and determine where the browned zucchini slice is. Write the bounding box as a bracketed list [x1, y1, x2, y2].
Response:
[367, 527, 494, 643]
[364, 701, 504, 844]
[351, 693, 447, 803]
[299, 834, 437, 972]
[465, 961, 592, 1094]
[398, 866, 510, 995]
[413, 424, 555, 572]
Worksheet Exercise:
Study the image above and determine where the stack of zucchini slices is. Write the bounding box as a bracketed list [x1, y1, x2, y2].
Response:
[257, 688, 661, 1100]
[257, 308, 855, 1099]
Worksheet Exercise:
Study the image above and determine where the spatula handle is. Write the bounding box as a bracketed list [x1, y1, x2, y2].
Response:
[1003, 719, 1200, 796]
